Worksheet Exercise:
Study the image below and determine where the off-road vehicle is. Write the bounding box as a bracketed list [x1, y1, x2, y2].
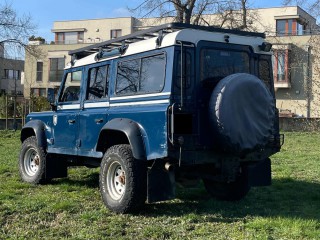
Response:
[19, 23, 283, 213]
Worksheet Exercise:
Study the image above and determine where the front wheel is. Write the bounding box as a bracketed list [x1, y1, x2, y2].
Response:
[19, 136, 47, 184]
[99, 144, 147, 214]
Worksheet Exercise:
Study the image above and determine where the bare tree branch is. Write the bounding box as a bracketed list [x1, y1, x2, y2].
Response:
[130, 0, 255, 29]
[0, 2, 36, 58]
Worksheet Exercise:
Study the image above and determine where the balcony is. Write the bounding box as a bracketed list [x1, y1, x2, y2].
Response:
[274, 80, 291, 88]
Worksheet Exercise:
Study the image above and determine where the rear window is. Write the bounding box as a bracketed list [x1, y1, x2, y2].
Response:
[200, 49, 250, 82]
[116, 54, 166, 95]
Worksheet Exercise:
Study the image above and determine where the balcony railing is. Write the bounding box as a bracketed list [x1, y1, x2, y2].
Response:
[268, 29, 320, 37]
[54, 38, 106, 45]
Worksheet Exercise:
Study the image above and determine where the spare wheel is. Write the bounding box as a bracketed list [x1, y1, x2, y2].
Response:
[209, 73, 275, 153]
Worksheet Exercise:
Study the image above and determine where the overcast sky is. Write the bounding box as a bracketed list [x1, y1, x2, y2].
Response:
[7, 0, 284, 42]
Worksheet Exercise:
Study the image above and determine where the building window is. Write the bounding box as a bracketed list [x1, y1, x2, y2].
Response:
[55, 31, 84, 44]
[56, 32, 64, 44]
[31, 88, 46, 97]
[36, 62, 43, 82]
[272, 50, 290, 82]
[111, 29, 122, 39]
[4, 69, 21, 80]
[49, 58, 65, 82]
[276, 19, 306, 36]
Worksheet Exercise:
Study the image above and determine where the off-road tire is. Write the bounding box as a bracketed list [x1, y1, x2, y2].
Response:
[19, 136, 47, 184]
[203, 168, 250, 201]
[99, 144, 147, 214]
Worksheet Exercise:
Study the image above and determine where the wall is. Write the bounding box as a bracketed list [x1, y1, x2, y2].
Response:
[279, 117, 320, 131]
[268, 35, 320, 118]
[0, 58, 24, 95]
[24, 43, 91, 98]
[53, 17, 134, 42]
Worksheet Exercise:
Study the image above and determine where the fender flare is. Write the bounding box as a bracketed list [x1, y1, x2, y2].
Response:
[99, 118, 146, 160]
[21, 120, 47, 149]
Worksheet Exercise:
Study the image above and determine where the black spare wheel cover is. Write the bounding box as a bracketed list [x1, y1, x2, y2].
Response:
[209, 73, 275, 153]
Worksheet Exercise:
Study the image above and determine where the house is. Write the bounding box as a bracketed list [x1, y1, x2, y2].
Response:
[23, 6, 320, 117]
[0, 43, 24, 96]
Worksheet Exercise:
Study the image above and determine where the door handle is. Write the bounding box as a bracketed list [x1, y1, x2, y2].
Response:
[68, 119, 76, 124]
[95, 118, 104, 123]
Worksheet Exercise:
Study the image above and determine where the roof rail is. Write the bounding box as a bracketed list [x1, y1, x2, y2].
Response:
[69, 22, 265, 59]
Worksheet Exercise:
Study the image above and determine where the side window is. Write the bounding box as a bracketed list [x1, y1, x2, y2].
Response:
[174, 50, 193, 89]
[87, 65, 109, 100]
[116, 54, 165, 95]
[259, 59, 271, 90]
[60, 70, 82, 103]
[116, 59, 140, 95]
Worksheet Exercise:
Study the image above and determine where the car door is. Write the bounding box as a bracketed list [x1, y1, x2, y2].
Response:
[78, 63, 110, 157]
[52, 68, 83, 155]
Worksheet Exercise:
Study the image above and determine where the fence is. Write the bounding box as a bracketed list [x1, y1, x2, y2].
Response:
[0, 118, 24, 130]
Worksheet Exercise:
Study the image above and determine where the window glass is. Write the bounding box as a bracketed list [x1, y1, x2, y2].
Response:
[60, 70, 82, 102]
[87, 65, 109, 100]
[116, 59, 140, 95]
[116, 54, 165, 95]
[5, 69, 20, 80]
[276, 20, 286, 36]
[56, 33, 64, 44]
[200, 49, 250, 83]
[259, 60, 271, 89]
[175, 50, 192, 89]
[140, 55, 165, 92]
[36, 62, 43, 82]
[65, 32, 78, 44]
[277, 51, 286, 81]
[111, 29, 122, 39]
[287, 19, 293, 35]
[49, 58, 65, 82]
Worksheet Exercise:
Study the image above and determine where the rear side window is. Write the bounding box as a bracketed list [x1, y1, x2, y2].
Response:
[259, 59, 271, 90]
[116, 54, 166, 95]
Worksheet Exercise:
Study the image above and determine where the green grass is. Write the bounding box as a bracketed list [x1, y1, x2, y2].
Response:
[0, 131, 319, 239]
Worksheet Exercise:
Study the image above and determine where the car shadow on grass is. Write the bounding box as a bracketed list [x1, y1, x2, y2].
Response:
[48, 172, 320, 221]
[142, 178, 320, 221]
[50, 171, 100, 189]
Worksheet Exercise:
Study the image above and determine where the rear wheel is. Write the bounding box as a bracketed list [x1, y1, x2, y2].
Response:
[203, 167, 250, 201]
[99, 144, 147, 213]
[19, 136, 47, 184]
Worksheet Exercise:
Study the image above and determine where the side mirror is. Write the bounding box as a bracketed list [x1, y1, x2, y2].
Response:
[47, 88, 57, 111]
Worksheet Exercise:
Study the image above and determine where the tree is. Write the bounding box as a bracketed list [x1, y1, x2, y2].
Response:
[132, 0, 253, 30]
[283, 0, 320, 21]
[0, 2, 36, 57]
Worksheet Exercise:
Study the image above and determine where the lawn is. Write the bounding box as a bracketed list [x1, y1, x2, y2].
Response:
[0, 131, 319, 239]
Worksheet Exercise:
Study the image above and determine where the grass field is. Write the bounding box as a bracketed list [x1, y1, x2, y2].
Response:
[0, 131, 319, 239]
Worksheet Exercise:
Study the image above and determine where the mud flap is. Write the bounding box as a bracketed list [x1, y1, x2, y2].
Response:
[147, 161, 175, 203]
[45, 155, 68, 179]
[247, 158, 271, 187]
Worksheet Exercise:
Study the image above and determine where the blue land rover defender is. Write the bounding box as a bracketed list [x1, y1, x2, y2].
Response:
[19, 23, 283, 213]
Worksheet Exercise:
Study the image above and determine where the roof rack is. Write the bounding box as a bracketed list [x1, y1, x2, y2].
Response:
[69, 22, 265, 59]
